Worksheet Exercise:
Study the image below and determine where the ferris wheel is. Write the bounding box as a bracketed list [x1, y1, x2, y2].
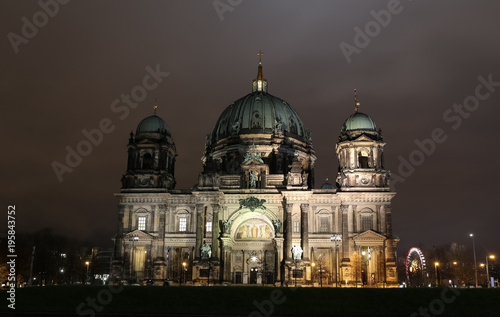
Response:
[406, 247, 427, 287]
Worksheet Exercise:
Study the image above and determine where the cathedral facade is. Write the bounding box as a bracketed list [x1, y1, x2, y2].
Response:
[111, 59, 399, 287]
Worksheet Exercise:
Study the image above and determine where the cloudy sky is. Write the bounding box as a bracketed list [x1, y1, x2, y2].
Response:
[2, 0, 499, 257]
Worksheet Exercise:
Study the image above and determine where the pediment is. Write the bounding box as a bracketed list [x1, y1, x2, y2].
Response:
[124, 229, 155, 241]
[241, 159, 266, 167]
[136, 139, 154, 145]
[353, 134, 375, 142]
[353, 230, 386, 242]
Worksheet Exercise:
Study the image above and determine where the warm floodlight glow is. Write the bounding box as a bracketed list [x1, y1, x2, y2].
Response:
[311, 262, 316, 267]
[434, 262, 439, 266]
[489, 255, 495, 259]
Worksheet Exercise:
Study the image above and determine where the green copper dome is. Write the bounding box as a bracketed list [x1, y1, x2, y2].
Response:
[211, 91, 305, 142]
[321, 180, 335, 189]
[341, 112, 377, 133]
[136, 114, 171, 137]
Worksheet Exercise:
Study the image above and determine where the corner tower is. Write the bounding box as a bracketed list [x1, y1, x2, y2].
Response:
[121, 104, 177, 191]
[336, 90, 390, 191]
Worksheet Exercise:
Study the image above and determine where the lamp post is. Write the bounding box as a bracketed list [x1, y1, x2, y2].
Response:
[470, 233, 478, 288]
[319, 262, 323, 288]
[434, 262, 439, 287]
[486, 255, 495, 288]
[294, 258, 298, 287]
[311, 262, 315, 286]
[129, 235, 139, 282]
[331, 233, 342, 287]
[368, 247, 372, 287]
[182, 262, 187, 286]
[85, 261, 90, 284]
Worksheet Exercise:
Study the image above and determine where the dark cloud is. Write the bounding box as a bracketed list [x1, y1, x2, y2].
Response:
[2, 0, 499, 256]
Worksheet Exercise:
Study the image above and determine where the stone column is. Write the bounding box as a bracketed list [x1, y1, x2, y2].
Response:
[195, 204, 204, 260]
[211, 204, 220, 261]
[385, 205, 393, 237]
[341, 205, 350, 260]
[300, 203, 310, 261]
[285, 203, 293, 260]
[158, 205, 167, 258]
[380, 205, 387, 234]
[115, 205, 125, 259]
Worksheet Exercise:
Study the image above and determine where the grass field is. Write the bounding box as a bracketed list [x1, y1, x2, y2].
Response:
[1, 286, 500, 316]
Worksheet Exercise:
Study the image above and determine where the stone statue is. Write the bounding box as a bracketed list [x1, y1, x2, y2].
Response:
[291, 245, 303, 260]
[221, 220, 231, 234]
[231, 120, 240, 135]
[272, 220, 282, 234]
[249, 170, 257, 188]
[301, 172, 308, 186]
[273, 118, 285, 134]
[201, 244, 211, 260]
[304, 129, 312, 144]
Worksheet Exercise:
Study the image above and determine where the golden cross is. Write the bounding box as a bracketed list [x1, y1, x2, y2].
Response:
[257, 50, 264, 63]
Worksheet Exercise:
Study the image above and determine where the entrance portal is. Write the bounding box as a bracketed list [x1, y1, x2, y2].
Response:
[250, 268, 258, 284]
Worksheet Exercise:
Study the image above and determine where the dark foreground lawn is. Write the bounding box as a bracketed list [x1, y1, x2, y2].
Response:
[1, 286, 499, 317]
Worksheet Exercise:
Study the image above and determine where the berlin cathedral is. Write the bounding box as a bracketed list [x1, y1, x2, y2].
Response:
[111, 56, 399, 287]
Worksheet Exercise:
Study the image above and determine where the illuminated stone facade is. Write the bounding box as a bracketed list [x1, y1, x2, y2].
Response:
[111, 61, 398, 287]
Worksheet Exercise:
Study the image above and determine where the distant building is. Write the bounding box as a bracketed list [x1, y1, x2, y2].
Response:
[111, 57, 398, 287]
[91, 248, 112, 284]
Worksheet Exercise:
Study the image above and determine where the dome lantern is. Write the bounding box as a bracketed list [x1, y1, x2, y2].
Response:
[252, 50, 268, 93]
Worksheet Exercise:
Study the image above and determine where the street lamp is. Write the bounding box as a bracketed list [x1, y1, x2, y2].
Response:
[331, 233, 342, 287]
[367, 247, 372, 287]
[182, 262, 187, 286]
[129, 235, 139, 282]
[486, 255, 495, 288]
[434, 262, 439, 287]
[85, 261, 90, 284]
[470, 233, 478, 288]
[311, 262, 316, 286]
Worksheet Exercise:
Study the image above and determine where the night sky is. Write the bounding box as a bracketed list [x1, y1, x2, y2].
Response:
[3, 1, 499, 258]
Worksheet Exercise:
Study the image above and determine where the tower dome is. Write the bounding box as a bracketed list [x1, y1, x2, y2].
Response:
[136, 114, 171, 137]
[121, 104, 177, 191]
[339, 90, 381, 142]
[341, 111, 378, 134]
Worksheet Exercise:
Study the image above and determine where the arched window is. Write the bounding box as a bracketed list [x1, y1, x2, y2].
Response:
[319, 217, 329, 233]
[361, 215, 373, 231]
[142, 153, 153, 169]
[358, 151, 369, 168]
[137, 216, 146, 230]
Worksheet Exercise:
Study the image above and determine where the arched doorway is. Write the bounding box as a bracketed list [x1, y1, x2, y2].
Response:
[250, 267, 258, 284]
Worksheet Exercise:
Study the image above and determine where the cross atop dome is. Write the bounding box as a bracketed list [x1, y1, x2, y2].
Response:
[252, 50, 268, 93]
[153, 99, 158, 115]
[354, 89, 360, 112]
